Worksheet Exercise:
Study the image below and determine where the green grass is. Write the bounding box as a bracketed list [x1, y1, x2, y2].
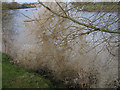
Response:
[1, 53, 66, 88]
[0, 53, 1, 89]
[84, 4, 119, 12]
[73, 4, 120, 12]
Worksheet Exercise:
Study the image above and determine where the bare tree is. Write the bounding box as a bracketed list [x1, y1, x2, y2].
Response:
[21, 1, 119, 88]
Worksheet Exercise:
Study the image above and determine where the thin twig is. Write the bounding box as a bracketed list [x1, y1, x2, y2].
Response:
[38, 2, 120, 34]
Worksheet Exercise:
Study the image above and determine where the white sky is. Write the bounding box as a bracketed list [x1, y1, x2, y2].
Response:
[1, 0, 120, 2]
[10, 0, 37, 2]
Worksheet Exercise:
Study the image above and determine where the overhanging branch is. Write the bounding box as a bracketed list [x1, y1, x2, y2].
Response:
[38, 1, 120, 34]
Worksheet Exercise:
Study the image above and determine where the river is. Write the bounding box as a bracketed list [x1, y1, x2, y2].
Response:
[2, 7, 118, 41]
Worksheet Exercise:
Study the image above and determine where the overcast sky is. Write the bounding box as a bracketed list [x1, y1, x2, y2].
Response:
[4, 0, 120, 3]
[15, 0, 37, 2]
[8, 0, 38, 3]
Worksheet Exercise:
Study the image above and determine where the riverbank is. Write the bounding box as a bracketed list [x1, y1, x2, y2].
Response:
[2, 6, 36, 10]
[72, 2, 119, 12]
[1, 53, 66, 88]
[2, 2, 119, 12]
[2, 2, 36, 10]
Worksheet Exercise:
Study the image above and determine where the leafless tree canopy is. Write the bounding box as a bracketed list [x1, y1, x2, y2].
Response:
[2, 1, 119, 88]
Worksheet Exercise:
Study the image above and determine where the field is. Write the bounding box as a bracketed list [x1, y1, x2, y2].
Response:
[1, 53, 65, 88]
[72, 2, 119, 12]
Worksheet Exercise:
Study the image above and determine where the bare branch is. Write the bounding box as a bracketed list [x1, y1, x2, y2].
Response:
[38, 2, 120, 34]
[55, 1, 67, 16]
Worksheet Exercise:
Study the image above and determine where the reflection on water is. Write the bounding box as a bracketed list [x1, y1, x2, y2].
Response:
[2, 8, 118, 44]
[3, 8, 37, 35]
[2, 8, 38, 47]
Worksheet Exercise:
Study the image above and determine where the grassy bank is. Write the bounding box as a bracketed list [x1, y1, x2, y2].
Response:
[72, 2, 119, 12]
[1, 53, 65, 88]
[0, 53, 1, 89]
[2, 2, 36, 10]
